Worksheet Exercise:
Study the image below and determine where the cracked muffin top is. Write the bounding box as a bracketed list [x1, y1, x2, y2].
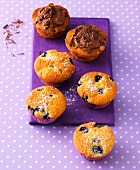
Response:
[34, 50, 75, 85]
[26, 85, 66, 119]
[77, 72, 117, 105]
[73, 122, 115, 160]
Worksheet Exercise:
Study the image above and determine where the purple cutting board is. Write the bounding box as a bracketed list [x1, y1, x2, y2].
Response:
[30, 17, 115, 126]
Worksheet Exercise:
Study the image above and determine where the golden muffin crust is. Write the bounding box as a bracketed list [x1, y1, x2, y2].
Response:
[26, 86, 66, 119]
[32, 3, 70, 38]
[65, 25, 108, 62]
[34, 50, 75, 85]
[73, 122, 115, 160]
[77, 72, 117, 105]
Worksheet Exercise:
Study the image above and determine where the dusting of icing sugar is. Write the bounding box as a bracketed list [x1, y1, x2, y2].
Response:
[86, 79, 97, 92]
[44, 52, 57, 61]
[47, 58, 71, 72]
[76, 67, 80, 71]
[87, 85, 98, 92]
[64, 83, 78, 106]
[52, 64, 58, 72]
[62, 59, 70, 67]
[38, 94, 48, 112]
[103, 78, 114, 90]
[86, 77, 114, 92]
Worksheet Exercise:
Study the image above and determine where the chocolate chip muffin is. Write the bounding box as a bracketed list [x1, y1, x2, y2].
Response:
[32, 3, 70, 38]
[26, 86, 66, 124]
[77, 72, 117, 109]
[73, 122, 115, 161]
[34, 49, 75, 87]
[65, 25, 108, 62]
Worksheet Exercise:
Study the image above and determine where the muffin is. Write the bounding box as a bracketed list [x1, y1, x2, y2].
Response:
[26, 85, 66, 124]
[34, 49, 75, 87]
[77, 72, 117, 109]
[65, 25, 108, 62]
[73, 122, 115, 161]
[32, 3, 70, 39]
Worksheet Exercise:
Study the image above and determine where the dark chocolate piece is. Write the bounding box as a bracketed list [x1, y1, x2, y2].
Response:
[3, 24, 8, 29]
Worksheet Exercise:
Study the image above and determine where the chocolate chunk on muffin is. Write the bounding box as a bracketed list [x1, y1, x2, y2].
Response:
[32, 3, 70, 38]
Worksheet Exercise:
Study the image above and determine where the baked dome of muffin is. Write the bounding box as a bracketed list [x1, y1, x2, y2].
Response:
[77, 72, 117, 109]
[26, 85, 66, 124]
[73, 122, 115, 160]
[65, 25, 108, 62]
[32, 3, 70, 38]
[34, 49, 75, 87]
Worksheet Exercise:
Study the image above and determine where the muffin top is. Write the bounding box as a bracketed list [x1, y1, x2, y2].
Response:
[26, 86, 66, 119]
[34, 50, 75, 83]
[69, 25, 108, 53]
[73, 122, 115, 160]
[33, 3, 69, 30]
[77, 72, 117, 105]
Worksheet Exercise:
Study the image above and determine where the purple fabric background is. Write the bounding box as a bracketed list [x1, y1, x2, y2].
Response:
[0, 1, 140, 170]
[30, 18, 115, 126]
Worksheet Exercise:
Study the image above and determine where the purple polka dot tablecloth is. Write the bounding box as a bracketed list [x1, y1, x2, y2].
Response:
[0, 0, 140, 169]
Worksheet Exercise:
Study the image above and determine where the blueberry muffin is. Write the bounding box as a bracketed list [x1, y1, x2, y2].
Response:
[26, 85, 66, 124]
[34, 49, 75, 87]
[77, 72, 117, 109]
[32, 3, 70, 38]
[65, 25, 108, 62]
[73, 122, 115, 161]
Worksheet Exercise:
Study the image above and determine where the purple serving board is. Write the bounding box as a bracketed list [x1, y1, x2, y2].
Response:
[30, 17, 115, 126]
